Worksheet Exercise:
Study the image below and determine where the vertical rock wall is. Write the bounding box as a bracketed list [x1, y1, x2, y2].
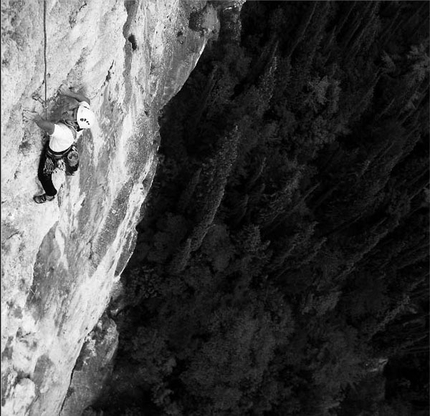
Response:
[1, 0, 216, 414]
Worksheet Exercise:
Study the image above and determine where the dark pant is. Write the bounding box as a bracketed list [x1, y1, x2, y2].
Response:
[37, 143, 79, 197]
[38, 143, 57, 196]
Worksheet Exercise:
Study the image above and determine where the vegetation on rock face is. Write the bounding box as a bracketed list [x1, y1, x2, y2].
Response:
[95, 1, 429, 415]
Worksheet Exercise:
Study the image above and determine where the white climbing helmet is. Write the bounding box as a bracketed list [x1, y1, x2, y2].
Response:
[76, 102, 95, 129]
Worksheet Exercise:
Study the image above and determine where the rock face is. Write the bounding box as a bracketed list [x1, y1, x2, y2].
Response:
[59, 313, 119, 416]
[1, 1, 217, 415]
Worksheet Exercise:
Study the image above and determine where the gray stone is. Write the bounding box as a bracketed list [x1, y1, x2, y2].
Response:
[1, 1, 217, 415]
[59, 314, 118, 416]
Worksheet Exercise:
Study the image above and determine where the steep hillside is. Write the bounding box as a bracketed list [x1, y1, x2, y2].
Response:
[1, 0, 218, 415]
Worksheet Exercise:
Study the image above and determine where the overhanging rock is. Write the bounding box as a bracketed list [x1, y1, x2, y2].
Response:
[1, 1, 217, 415]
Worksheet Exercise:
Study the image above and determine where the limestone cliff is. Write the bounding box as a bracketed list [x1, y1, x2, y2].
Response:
[1, 1, 218, 415]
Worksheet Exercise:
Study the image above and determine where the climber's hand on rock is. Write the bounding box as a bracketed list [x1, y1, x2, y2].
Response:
[22, 109, 42, 122]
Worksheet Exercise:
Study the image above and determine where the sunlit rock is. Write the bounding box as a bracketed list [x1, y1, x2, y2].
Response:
[1, 0, 217, 414]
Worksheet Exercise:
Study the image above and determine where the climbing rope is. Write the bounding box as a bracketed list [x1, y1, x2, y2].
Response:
[43, 0, 48, 118]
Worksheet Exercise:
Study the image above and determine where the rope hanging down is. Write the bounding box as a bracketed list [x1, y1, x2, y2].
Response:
[43, 0, 48, 117]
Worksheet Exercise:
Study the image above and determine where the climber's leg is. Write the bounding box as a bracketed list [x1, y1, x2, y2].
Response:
[35, 144, 57, 199]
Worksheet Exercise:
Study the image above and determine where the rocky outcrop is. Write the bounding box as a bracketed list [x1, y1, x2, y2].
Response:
[1, 1, 217, 415]
[59, 313, 118, 416]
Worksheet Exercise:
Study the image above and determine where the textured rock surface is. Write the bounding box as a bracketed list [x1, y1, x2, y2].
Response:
[59, 313, 119, 416]
[1, 0, 216, 415]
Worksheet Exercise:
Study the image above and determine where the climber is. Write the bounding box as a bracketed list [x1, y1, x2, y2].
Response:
[23, 85, 95, 204]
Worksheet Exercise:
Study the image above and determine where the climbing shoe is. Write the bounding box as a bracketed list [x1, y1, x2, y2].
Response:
[33, 194, 55, 204]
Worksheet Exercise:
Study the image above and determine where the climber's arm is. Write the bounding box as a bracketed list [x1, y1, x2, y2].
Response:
[23, 110, 55, 135]
[33, 115, 55, 135]
[59, 85, 91, 105]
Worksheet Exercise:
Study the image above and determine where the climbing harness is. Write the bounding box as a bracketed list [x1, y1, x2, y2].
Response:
[43, 144, 79, 175]
[46, 145, 73, 161]
[43, 146, 69, 175]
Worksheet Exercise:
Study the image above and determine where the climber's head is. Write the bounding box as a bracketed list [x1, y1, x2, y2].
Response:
[76, 102, 95, 129]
